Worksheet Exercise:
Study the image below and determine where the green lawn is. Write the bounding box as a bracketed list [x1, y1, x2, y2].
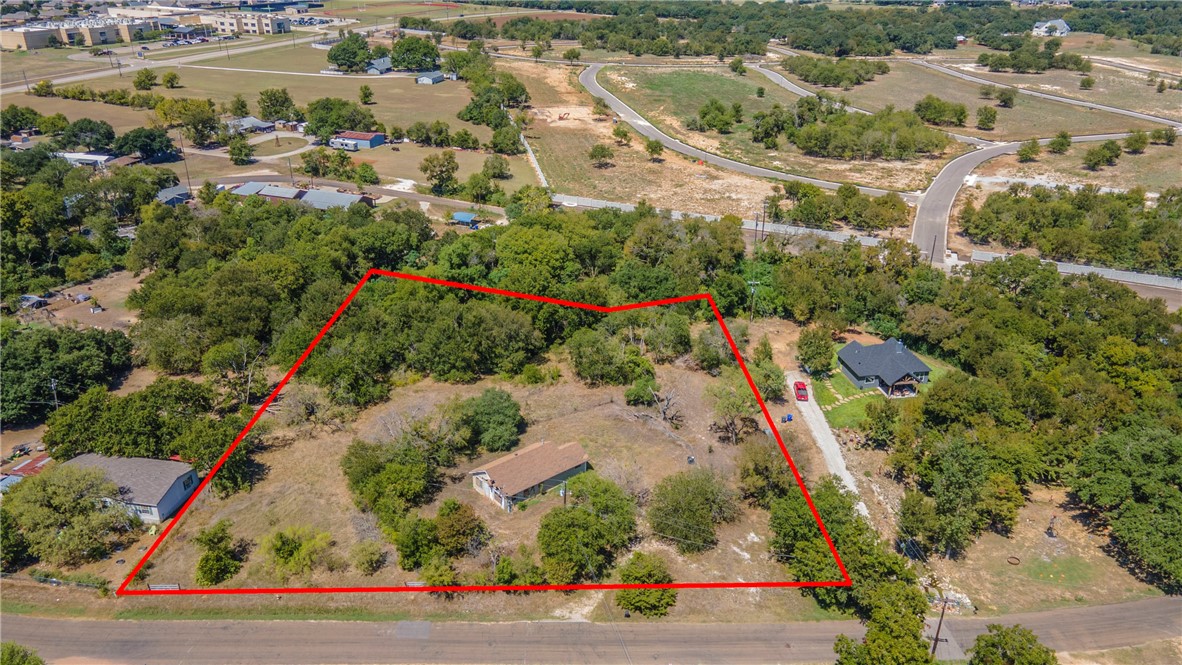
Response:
[1, 47, 110, 86]
[813, 380, 838, 408]
[825, 394, 882, 430]
[829, 371, 861, 399]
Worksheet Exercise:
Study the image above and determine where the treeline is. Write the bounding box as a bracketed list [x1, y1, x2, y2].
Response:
[976, 37, 1091, 74]
[457, 1, 1182, 58]
[749, 96, 950, 160]
[781, 56, 890, 89]
[42, 378, 262, 497]
[0, 325, 132, 426]
[1, 142, 178, 301]
[767, 182, 911, 233]
[959, 185, 1182, 276]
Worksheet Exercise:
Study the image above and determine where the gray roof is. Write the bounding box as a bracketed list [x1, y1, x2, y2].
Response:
[155, 184, 191, 203]
[1035, 19, 1069, 30]
[0, 475, 24, 493]
[837, 338, 931, 386]
[299, 188, 362, 210]
[258, 184, 301, 199]
[231, 181, 267, 196]
[366, 56, 391, 72]
[227, 116, 274, 131]
[417, 70, 445, 80]
[63, 454, 193, 507]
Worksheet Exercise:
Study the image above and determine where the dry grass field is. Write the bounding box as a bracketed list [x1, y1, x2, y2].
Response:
[0, 47, 109, 86]
[944, 63, 1182, 123]
[809, 61, 1162, 141]
[600, 65, 956, 192]
[972, 141, 1182, 194]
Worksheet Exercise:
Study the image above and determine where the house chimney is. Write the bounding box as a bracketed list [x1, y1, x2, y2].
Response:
[896, 340, 903, 353]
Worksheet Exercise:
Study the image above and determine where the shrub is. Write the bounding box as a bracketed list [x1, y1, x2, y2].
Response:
[351, 541, 386, 575]
[615, 552, 677, 616]
[647, 469, 739, 554]
[263, 526, 332, 579]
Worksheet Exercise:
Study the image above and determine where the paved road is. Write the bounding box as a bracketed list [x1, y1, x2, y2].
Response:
[3, 595, 1178, 664]
[912, 133, 1129, 264]
[578, 63, 909, 200]
[915, 61, 1182, 130]
[786, 371, 869, 518]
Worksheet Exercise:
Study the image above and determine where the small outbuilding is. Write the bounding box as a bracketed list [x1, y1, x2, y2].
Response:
[837, 337, 931, 398]
[335, 130, 385, 149]
[416, 70, 447, 85]
[470, 441, 590, 512]
[450, 211, 478, 228]
[62, 454, 198, 524]
[155, 184, 192, 206]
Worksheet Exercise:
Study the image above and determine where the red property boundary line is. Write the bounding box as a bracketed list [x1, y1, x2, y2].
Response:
[117, 269, 852, 596]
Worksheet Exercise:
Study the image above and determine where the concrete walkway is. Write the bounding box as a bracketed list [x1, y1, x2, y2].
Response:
[786, 370, 869, 517]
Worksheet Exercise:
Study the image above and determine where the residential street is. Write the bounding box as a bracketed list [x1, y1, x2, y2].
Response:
[2, 595, 1178, 664]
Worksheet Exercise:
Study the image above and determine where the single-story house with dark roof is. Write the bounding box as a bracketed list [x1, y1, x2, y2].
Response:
[365, 55, 391, 75]
[837, 337, 931, 397]
[470, 441, 589, 512]
[155, 184, 191, 206]
[63, 454, 198, 524]
[335, 130, 384, 149]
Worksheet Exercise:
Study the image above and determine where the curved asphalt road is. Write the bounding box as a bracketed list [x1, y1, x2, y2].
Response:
[578, 63, 908, 200]
[911, 132, 1129, 264]
[2, 595, 1178, 664]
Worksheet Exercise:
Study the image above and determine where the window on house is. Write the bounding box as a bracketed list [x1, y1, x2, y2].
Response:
[183, 476, 193, 490]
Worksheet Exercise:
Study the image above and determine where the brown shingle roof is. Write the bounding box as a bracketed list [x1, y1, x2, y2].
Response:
[473, 442, 589, 496]
[63, 454, 193, 507]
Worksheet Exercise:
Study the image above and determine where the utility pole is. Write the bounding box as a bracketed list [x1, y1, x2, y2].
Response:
[175, 130, 193, 191]
[747, 280, 761, 322]
[21, 70, 30, 92]
[562, 479, 567, 507]
[287, 156, 294, 184]
[929, 597, 951, 657]
[929, 233, 938, 266]
[49, 379, 60, 410]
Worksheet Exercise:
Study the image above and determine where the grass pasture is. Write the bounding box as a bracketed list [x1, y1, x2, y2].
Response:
[1059, 33, 1182, 74]
[814, 61, 1162, 141]
[973, 140, 1182, 194]
[252, 136, 310, 156]
[87, 63, 482, 140]
[952, 64, 1182, 123]
[600, 66, 958, 192]
[1, 47, 110, 86]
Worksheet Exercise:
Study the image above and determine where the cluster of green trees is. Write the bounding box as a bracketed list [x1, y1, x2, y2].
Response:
[328, 32, 440, 73]
[0, 324, 132, 425]
[766, 182, 911, 233]
[394, 499, 491, 575]
[781, 56, 889, 89]
[535, 471, 637, 584]
[2, 107, 177, 160]
[42, 378, 262, 496]
[298, 146, 379, 188]
[462, 1, 1182, 59]
[914, 94, 968, 127]
[1, 465, 141, 569]
[748, 96, 950, 160]
[687, 98, 743, 134]
[976, 37, 1091, 74]
[2, 145, 179, 300]
[30, 79, 165, 112]
[959, 184, 1182, 276]
[341, 389, 524, 529]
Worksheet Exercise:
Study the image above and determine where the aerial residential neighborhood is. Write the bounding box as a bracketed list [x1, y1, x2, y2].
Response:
[1, 1, 1180, 664]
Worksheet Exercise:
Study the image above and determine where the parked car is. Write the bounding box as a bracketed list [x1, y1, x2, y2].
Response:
[794, 381, 808, 401]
